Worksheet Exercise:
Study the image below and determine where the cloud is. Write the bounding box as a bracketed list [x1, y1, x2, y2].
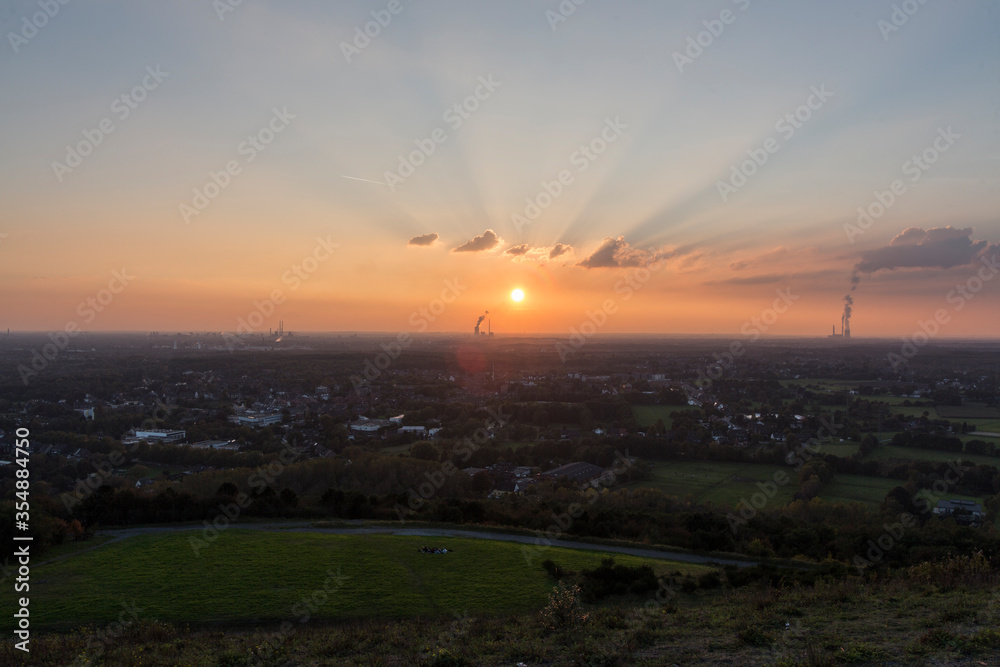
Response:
[549, 244, 572, 260]
[705, 269, 842, 286]
[501, 243, 574, 262]
[408, 233, 439, 247]
[504, 244, 530, 257]
[577, 236, 672, 269]
[453, 229, 503, 253]
[730, 246, 789, 271]
[855, 226, 997, 274]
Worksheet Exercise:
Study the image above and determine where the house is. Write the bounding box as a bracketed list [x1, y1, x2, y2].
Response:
[934, 499, 984, 525]
[542, 461, 607, 487]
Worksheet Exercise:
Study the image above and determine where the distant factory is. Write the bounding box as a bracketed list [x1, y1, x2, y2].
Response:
[828, 319, 851, 339]
[474, 311, 495, 337]
[829, 296, 852, 338]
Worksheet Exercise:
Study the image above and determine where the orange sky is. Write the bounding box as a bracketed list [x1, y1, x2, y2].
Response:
[2, 1, 998, 337]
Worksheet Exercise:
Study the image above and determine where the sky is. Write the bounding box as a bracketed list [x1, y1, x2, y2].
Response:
[1, 0, 998, 337]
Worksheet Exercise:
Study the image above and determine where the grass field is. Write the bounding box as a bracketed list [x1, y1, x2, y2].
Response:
[816, 442, 861, 458]
[819, 475, 900, 506]
[868, 445, 1000, 467]
[631, 405, 678, 429]
[782, 379, 857, 390]
[628, 461, 966, 510]
[627, 461, 799, 507]
[936, 405, 1000, 420]
[3, 531, 714, 632]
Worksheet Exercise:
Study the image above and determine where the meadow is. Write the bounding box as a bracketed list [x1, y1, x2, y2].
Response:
[3, 531, 714, 632]
[626, 461, 800, 508]
[631, 405, 677, 429]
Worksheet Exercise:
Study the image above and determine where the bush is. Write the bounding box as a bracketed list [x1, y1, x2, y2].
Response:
[576, 558, 658, 601]
[541, 559, 570, 579]
[540, 582, 589, 632]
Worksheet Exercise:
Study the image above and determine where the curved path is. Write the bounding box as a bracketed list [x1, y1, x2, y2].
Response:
[38, 522, 759, 568]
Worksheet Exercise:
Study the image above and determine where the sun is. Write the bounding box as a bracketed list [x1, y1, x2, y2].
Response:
[510, 288, 525, 302]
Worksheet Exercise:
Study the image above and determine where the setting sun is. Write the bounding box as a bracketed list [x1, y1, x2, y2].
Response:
[510, 289, 525, 302]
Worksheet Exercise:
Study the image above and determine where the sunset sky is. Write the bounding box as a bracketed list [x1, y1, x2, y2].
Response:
[2, 0, 998, 337]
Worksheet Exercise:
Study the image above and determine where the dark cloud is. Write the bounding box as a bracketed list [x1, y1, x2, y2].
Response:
[408, 233, 439, 247]
[549, 244, 572, 260]
[453, 229, 503, 253]
[504, 244, 530, 257]
[855, 227, 996, 274]
[577, 236, 672, 269]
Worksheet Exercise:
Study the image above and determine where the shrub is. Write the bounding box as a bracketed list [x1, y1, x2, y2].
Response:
[540, 582, 589, 632]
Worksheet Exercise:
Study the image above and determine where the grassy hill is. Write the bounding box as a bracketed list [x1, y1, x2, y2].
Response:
[3, 531, 714, 632]
[6, 550, 999, 666]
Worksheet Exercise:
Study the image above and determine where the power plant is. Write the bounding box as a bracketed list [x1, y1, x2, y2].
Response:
[828, 296, 852, 338]
[473, 311, 494, 337]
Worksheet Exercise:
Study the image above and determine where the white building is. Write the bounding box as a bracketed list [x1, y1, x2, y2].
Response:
[134, 429, 186, 443]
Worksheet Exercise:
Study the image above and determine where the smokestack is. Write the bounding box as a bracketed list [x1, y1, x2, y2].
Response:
[842, 295, 853, 339]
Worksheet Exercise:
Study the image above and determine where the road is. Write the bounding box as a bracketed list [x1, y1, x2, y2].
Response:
[39, 522, 759, 568]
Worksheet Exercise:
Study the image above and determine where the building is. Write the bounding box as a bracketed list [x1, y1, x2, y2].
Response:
[349, 418, 394, 432]
[133, 429, 186, 443]
[190, 440, 240, 451]
[934, 499, 984, 525]
[542, 461, 608, 487]
[237, 413, 283, 428]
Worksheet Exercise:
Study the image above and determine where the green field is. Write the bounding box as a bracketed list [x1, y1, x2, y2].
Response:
[628, 460, 975, 510]
[868, 445, 1000, 467]
[628, 461, 799, 507]
[936, 405, 1000, 420]
[816, 442, 861, 458]
[782, 379, 857, 390]
[819, 474, 900, 506]
[4, 531, 713, 631]
[631, 405, 678, 429]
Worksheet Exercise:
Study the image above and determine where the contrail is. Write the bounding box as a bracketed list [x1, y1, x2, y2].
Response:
[341, 175, 387, 186]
